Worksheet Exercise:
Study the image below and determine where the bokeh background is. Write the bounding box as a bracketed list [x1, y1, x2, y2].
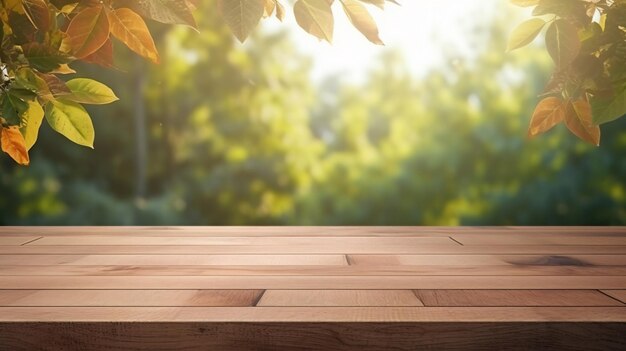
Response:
[1, 0, 625, 225]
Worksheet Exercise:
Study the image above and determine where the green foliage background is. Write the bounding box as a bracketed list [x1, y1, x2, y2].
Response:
[1, 1, 625, 225]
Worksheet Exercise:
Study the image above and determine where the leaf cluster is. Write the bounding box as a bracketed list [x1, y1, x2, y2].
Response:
[0, 0, 395, 165]
[218, 0, 397, 45]
[0, 0, 200, 165]
[510, 0, 626, 145]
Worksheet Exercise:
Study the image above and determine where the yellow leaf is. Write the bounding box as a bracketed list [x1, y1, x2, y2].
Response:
[564, 98, 601, 146]
[60, 3, 78, 14]
[528, 97, 565, 137]
[275, 1, 285, 21]
[65, 5, 110, 59]
[20, 99, 45, 150]
[359, 0, 385, 10]
[1, 127, 30, 165]
[340, 0, 383, 45]
[50, 64, 76, 75]
[217, 0, 265, 43]
[4, 0, 26, 14]
[264, 0, 276, 17]
[507, 18, 546, 52]
[294, 0, 334, 43]
[108, 8, 160, 64]
[45, 99, 95, 148]
[65, 78, 119, 105]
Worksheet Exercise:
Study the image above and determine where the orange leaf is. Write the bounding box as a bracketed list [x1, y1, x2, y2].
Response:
[1, 127, 30, 165]
[528, 96, 565, 137]
[23, 0, 51, 31]
[108, 8, 160, 64]
[66, 5, 110, 59]
[564, 98, 601, 146]
[82, 38, 115, 69]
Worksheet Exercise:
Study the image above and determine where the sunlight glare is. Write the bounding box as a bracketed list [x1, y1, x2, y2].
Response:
[263, 0, 499, 82]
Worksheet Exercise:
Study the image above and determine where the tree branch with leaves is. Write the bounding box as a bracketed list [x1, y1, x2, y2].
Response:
[0, 0, 394, 165]
[5, 0, 624, 166]
[509, 0, 626, 146]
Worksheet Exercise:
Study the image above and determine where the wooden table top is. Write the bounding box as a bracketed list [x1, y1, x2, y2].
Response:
[0, 226, 624, 322]
[0, 227, 625, 350]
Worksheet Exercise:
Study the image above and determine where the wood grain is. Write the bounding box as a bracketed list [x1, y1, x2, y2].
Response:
[348, 254, 626, 266]
[0, 254, 348, 266]
[414, 290, 622, 306]
[0, 226, 624, 349]
[3, 244, 626, 254]
[0, 226, 487, 236]
[257, 290, 423, 307]
[601, 290, 626, 304]
[29, 236, 456, 246]
[0, 237, 39, 245]
[0, 306, 625, 322]
[1, 275, 624, 289]
[1, 322, 624, 351]
[0, 264, 625, 276]
[0, 290, 264, 307]
[451, 234, 626, 246]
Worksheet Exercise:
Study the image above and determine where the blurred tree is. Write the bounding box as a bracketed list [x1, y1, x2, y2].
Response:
[1, 0, 323, 225]
[292, 13, 626, 225]
[0, 1, 624, 225]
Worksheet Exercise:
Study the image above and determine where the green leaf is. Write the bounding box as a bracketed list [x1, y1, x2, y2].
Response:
[217, 0, 265, 43]
[21, 42, 71, 73]
[545, 19, 581, 67]
[14, 68, 52, 100]
[65, 78, 119, 105]
[20, 99, 45, 150]
[1, 90, 33, 126]
[592, 85, 626, 125]
[45, 99, 95, 148]
[507, 18, 546, 52]
[294, 0, 334, 43]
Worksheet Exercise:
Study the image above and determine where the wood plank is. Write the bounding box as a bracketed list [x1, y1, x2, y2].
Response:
[451, 234, 626, 246]
[0, 237, 39, 246]
[3, 244, 626, 255]
[0, 307, 625, 322]
[2, 226, 624, 236]
[0, 291, 32, 305]
[28, 236, 457, 246]
[0, 226, 481, 236]
[471, 226, 626, 234]
[348, 254, 626, 266]
[1, 276, 624, 289]
[414, 290, 622, 306]
[257, 290, 423, 307]
[2, 322, 625, 351]
[1, 265, 625, 276]
[0, 255, 348, 266]
[0, 290, 263, 307]
[601, 290, 626, 304]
